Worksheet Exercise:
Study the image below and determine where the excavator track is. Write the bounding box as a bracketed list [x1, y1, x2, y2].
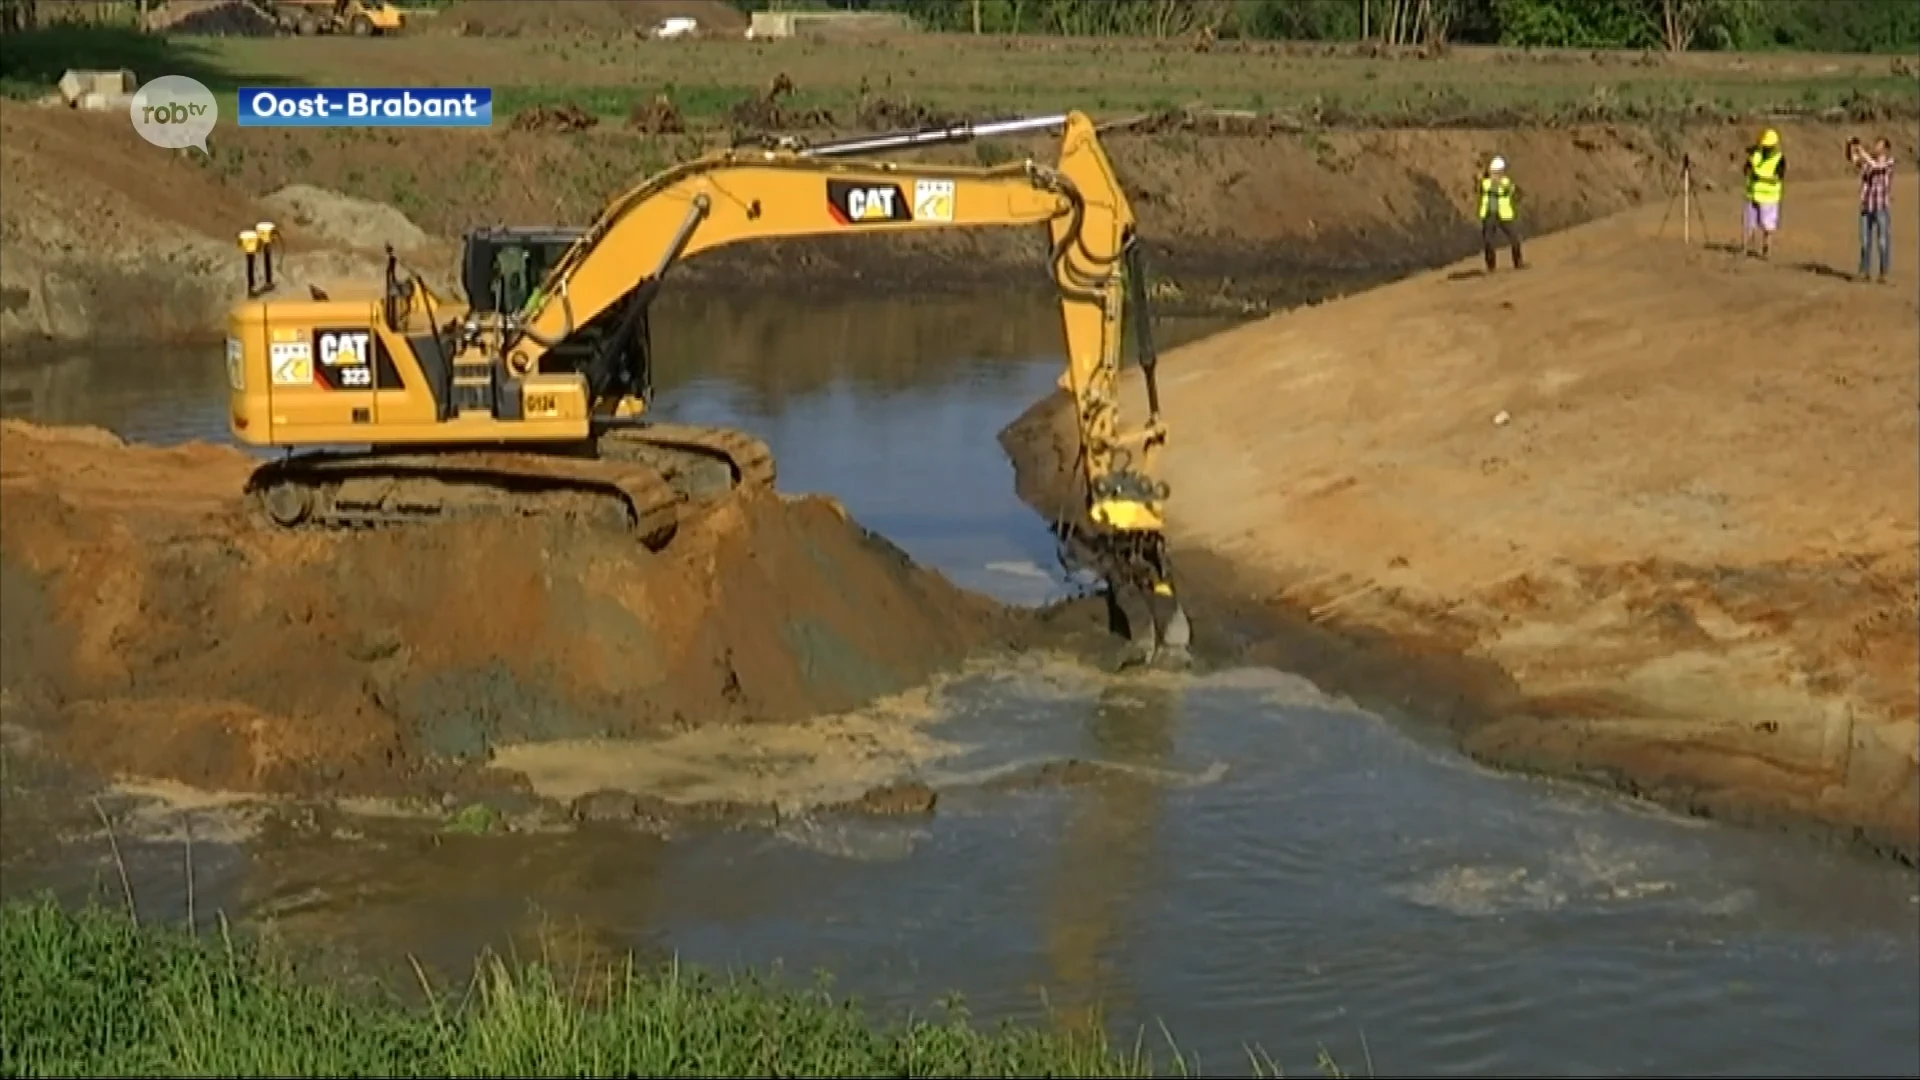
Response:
[243, 423, 776, 549]
[598, 423, 777, 499]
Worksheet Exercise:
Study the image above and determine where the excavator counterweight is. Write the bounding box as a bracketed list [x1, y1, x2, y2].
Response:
[224, 110, 1189, 665]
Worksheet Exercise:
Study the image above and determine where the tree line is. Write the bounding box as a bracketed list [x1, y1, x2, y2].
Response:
[737, 0, 1920, 53]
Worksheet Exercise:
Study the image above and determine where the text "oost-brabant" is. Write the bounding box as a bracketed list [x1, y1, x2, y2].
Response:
[247, 90, 484, 121]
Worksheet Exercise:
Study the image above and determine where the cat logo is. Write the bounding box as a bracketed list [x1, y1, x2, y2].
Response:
[827, 180, 913, 225]
[316, 329, 371, 368]
[313, 328, 375, 391]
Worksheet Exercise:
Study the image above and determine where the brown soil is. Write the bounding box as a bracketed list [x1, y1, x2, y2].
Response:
[4, 96, 1907, 347]
[562, 778, 941, 825]
[563, 781, 946, 827]
[0, 419, 1014, 801]
[1002, 176, 1920, 864]
[508, 103, 599, 134]
[197, 115, 1899, 295]
[146, 0, 279, 36]
[0, 105, 443, 347]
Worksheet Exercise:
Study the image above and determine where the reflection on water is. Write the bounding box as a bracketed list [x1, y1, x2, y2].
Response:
[3, 293, 1918, 1077]
[1040, 678, 1179, 1034]
[0, 348, 225, 448]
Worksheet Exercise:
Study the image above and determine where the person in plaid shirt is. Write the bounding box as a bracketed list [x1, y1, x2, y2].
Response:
[1851, 136, 1894, 283]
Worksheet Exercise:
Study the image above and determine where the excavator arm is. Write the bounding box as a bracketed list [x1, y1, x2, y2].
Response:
[459, 111, 1187, 662]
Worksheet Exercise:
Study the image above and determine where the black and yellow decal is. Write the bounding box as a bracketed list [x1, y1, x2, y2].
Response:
[311, 327, 404, 392]
[826, 179, 912, 225]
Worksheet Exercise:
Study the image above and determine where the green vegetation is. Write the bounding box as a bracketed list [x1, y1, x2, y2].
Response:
[2, 1, 1909, 130]
[742, 0, 1920, 53]
[0, 898, 1300, 1078]
[490, 82, 837, 122]
[0, 21, 301, 101]
[186, 30, 1915, 131]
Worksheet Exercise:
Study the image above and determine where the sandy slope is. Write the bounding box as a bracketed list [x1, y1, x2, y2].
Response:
[0, 421, 1010, 803]
[1006, 174, 1920, 860]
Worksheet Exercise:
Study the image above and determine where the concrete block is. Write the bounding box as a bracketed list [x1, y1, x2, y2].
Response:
[57, 69, 138, 106]
[76, 92, 137, 113]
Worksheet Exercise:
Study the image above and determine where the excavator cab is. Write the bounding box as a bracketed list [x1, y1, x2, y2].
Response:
[461, 227, 581, 317]
[458, 225, 653, 411]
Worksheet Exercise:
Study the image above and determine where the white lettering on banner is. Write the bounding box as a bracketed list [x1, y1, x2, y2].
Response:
[344, 91, 483, 119]
[250, 91, 334, 120]
[245, 90, 484, 122]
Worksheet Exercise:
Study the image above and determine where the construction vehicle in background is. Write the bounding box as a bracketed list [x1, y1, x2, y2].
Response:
[224, 110, 1191, 666]
[260, 0, 404, 36]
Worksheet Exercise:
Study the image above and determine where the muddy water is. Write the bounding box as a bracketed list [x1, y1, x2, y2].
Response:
[3, 293, 1918, 1077]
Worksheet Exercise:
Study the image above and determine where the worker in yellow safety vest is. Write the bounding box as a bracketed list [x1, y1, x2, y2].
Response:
[1477, 156, 1523, 272]
[1742, 128, 1786, 259]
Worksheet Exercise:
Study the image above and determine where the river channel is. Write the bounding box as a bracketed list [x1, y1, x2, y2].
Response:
[2, 292, 1916, 1077]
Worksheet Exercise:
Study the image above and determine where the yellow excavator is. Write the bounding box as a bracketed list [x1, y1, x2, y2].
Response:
[224, 110, 1190, 664]
[261, 0, 406, 37]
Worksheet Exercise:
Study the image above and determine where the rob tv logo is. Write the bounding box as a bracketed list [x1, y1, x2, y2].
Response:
[129, 74, 220, 153]
[140, 99, 209, 125]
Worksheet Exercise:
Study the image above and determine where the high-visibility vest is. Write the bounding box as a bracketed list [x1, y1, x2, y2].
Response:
[1747, 149, 1783, 205]
[1478, 175, 1515, 222]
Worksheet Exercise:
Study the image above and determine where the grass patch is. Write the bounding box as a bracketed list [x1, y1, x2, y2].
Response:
[0, 897, 1325, 1077]
[184, 33, 1919, 127]
[41, 31, 1907, 130]
[491, 83, 832, 122]
[0, 23, 300, 101]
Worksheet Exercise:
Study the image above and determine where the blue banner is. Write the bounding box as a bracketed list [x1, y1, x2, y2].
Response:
[235, 87, 492, 128]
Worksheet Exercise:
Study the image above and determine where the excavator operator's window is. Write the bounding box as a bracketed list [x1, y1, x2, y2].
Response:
[492, 246, 531, 315]
[461, 233, 582, 315]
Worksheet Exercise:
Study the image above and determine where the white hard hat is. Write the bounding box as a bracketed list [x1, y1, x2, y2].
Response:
[1489, 156, 1506, 172]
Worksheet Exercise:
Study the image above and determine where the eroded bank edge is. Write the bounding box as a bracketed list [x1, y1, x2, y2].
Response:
[996, 389, 1920, 870]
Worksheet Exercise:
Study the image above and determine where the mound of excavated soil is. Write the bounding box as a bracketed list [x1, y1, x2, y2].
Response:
[258, 185, 431, 254]
[0, 107, 439, 346]
[0, 421, 1009, 800]
[433, 0, 746, 37]
[1004, 176, 1920, 862]
[147, 0, 279, 35]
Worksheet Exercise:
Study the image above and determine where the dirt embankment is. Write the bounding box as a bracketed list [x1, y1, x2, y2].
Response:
[2, 98, 1903, 348]
[0, 420, 1016, 804]
[0, 105, 456, 350]
[1004, 176, 1920, 864]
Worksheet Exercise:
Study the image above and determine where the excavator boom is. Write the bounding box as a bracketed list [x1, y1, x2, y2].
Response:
[225, 110, 1188, 664]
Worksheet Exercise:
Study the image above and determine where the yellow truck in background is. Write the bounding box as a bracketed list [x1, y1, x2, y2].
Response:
[263, 0, 404, 36]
